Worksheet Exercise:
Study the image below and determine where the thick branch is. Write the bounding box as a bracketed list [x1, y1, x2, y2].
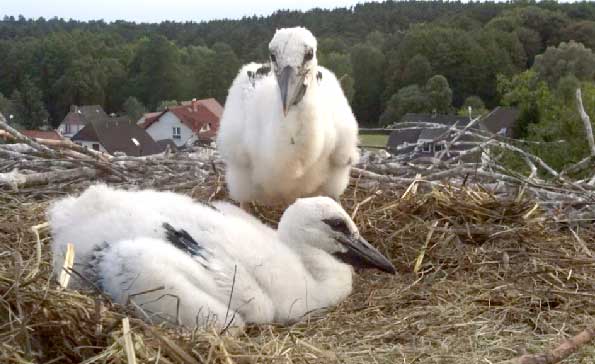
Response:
[0, 167, 99, 189]
[500, 327, 595, 364]
[576, 88, 595, 157]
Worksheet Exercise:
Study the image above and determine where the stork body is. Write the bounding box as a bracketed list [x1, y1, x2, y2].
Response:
[49, 185, 394, 328]
[217, 27, 359, 205]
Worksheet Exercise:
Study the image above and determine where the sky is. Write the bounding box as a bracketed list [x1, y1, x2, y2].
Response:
[0, 0, 379, 23]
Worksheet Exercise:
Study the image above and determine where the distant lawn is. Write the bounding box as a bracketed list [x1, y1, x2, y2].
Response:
[359, 133, 389, 148]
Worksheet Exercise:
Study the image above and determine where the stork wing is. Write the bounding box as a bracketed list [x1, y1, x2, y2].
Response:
[216, 62, 274, 167]
[317, 66, 360, 167]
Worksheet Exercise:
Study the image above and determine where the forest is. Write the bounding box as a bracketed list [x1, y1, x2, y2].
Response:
[0, 0, 594, 160]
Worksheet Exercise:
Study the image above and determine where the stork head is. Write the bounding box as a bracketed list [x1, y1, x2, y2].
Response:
[278, 197, 396, 274]
[268, 27, 318, 116]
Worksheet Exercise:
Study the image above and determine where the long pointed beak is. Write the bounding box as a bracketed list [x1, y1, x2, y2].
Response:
[277, 66, 294, 116]
[336, 235, 396, 274]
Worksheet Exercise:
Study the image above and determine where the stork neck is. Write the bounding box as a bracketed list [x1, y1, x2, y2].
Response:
[291, 243, 353, 305]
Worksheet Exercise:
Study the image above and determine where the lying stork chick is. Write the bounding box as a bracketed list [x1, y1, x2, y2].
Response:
[49, 184, 394, 329]
[217, 26, 360, 208]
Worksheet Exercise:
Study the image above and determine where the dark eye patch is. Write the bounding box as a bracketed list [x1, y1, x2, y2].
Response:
[322, 218, 351, 235]
[270, 54, 276, 63]
[304, 49, 314, 62]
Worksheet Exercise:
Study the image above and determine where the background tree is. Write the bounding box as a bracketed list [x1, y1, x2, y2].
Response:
[128, 35, 183, 109]
[425, 75, 453, 114]
[532, 41, 595, 88]
[351, 43, 385, 126]
[0, 92, 12, 116]
[379, 85, 428, 126]
[122, 96, 146, 121]
[11, 77, 49, 129]
[157, 100, 178, 111]
[459, 96, 487, 118]
[401, 54, 432, 88]
[559, 21, 595, 50]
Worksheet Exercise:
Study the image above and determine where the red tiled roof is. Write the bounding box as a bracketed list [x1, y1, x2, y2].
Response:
[22, 130, 63, 140]
[140, 98, 222, 140]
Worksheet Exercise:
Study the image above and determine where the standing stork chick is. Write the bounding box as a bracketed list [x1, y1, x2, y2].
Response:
[49, 185, 394, 329]
[216, 27, 359, 207]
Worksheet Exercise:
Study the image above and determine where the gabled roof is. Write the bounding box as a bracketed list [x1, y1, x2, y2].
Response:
[401, 113, 470, 125]
[141, 98, 222, 140]
[62, 105, 108, 126]
[21, 130, 63, 140]
[72, 117, 164, 156]
[387, 129, 421, 148]
[480, 107, 519, 136]
[418, 127, 450, 140]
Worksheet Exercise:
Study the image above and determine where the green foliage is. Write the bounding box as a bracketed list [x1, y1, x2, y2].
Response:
[122, 96, 146, 121]
[532, 40, 595, 88]
[498, 70, 548, 137]
[425, 75, 453, 114]
[556, 74, 580, 103]
[380, 85, 428, 126]
[0, 0, 592, 127]
[559, 20, 595, 50]
[339, 74, 355, 104]
[11, 77, 49, 129]
[525, 83, 595, 172]
[129, 35, 184, 109]
[459, 96, 487, 118]
[351, 43, 385, 126]
[0, 92, 12, 116]
[402, 55, 432, 88]
[157, 100, 179, 111]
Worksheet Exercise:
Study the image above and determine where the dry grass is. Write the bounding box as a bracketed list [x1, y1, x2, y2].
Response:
[1, 178, 595, 364]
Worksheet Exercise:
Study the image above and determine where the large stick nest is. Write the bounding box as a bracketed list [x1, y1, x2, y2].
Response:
[1, 177, 595, 364]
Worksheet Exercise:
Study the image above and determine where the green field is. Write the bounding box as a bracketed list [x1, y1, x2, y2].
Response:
[359, 133, 389, 148]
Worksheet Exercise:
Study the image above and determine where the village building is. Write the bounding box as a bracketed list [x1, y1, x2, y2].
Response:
[57, 105, 108, 139]
[71, 116, 165, 156]
[139, 98, 222, 147]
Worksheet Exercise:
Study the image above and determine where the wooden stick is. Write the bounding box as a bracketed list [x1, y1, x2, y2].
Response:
[500, 327, 595, 364]
[0, 112, 58, 156]
[576, 88, 595, 157]
[0, 167, 99, 189]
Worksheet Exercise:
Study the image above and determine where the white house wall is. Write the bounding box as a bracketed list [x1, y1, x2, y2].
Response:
[75, 140, 107, 153]
[57, 122, 85, 139]
[145, 112, 194, 146]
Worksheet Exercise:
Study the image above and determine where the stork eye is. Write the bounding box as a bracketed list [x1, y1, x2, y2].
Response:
[323, 218, 351, 235]
[270, 54, 276, 63]
[304, 49, 314, 62]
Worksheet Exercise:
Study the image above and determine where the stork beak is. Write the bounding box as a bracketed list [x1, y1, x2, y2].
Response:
[277, 66, 293, 116]
[277, 66, 307, 117]
[335, 235, 396, 274]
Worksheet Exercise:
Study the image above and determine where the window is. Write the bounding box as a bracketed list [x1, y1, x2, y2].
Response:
[200, 123, 211, 132]
[92, 143, 100, 151]
[173, 127, 181, 139]
[64, 123, 71, 134]
[422, 143, 432, 153]
[435, 143, 444, 152]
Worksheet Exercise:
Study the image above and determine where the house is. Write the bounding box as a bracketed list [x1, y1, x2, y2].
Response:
[386, 108, 519, 161]
[387, 113, 472, 156]
[72, 116, 165, 156]
[21, 130, 63, 141]
[140, 98, 222, 147]
[57, 105, 108, 139]
[137, 111, 162, 125]
[479, 107, 520, 138]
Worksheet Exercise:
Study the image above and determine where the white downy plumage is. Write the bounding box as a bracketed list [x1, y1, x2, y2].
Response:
[216, 27, 360, 205]
[49, 184, 394, 329]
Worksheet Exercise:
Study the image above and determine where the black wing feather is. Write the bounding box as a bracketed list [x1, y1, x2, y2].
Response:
[163, 223, 208, 261]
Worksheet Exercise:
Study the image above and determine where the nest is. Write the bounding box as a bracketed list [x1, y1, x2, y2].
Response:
[1, 176, 595, 364]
